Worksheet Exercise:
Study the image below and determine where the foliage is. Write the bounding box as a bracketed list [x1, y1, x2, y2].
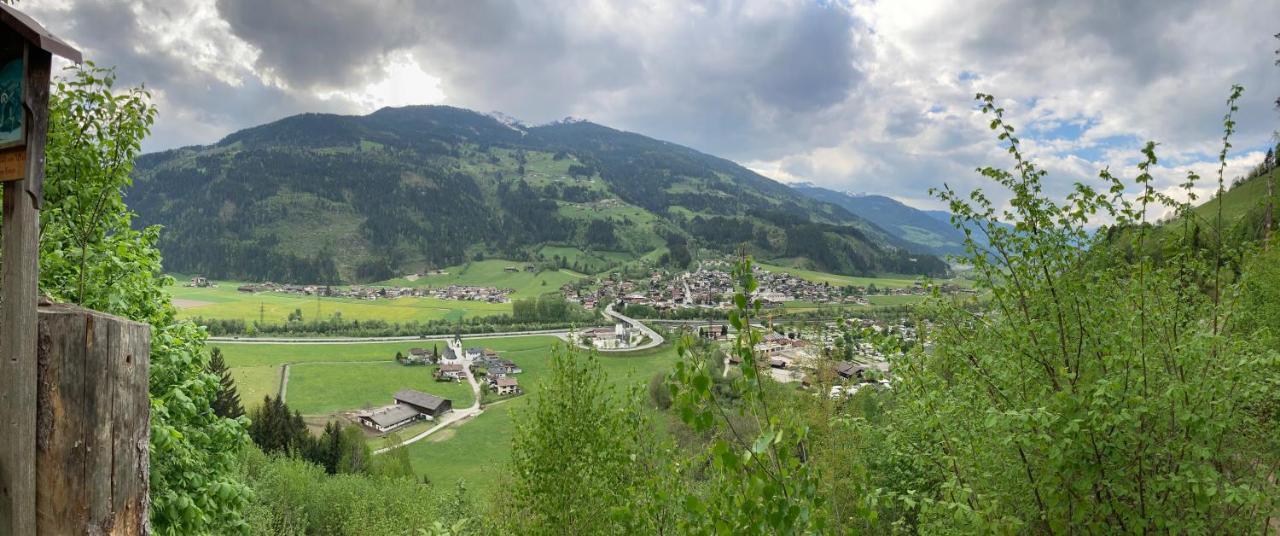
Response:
[866, 89, 1280, 532]
[247, 395, 310, 457]
[38, 63, 251, 534]
[504, 345, 679, 533]
[209, 347, 245, 419]
[239, 447, 457, 535]
[667, 256, 828, 534]
[510, 293, 595, 324]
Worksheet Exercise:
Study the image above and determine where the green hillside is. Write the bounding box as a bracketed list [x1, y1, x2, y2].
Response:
[1192, 167, 1280, 226]
[792, 185, 969, 255]
[129, 106, 948, 284]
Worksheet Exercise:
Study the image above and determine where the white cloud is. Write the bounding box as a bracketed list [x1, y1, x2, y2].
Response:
[17, 0, 1280, 211]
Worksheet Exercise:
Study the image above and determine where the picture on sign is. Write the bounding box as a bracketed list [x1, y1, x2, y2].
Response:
[0, 55, 22, 149]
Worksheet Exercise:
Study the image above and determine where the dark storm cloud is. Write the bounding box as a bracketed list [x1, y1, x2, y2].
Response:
[26, 0, 351, 150]
[215, 0, 421, 91]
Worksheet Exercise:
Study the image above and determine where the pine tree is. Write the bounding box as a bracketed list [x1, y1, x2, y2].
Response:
[248, 394, 311, 456]
[207, 347, 245, 419]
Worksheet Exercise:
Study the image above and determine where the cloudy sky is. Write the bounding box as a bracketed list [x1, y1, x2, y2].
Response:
[25, 0, 1280, 212]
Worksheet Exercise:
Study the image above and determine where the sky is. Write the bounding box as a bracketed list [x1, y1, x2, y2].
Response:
[23, 0, 1280, 213]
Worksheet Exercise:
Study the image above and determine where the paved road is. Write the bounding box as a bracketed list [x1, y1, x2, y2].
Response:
[598, 303, 665, 351]
[373, 337, 484, 454]
[210, 308, 669, 353]
[210, 328, 577, 345]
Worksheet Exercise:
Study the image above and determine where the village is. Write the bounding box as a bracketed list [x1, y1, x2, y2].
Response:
[559, 261, 967, 312]
[227, 280, 515, 303]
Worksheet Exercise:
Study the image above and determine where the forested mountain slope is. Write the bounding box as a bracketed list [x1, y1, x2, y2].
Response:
[791, 184, 970, 255]
[129, 106, 947, 283]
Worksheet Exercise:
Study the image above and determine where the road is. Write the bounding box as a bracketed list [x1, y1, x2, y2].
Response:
[209, 328, 578, 345]
[210, 306, 668, 353]
[597, 303, 665, 351]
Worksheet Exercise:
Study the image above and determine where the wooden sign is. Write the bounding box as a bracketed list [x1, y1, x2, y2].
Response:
[0, 146, 24, 181]
[0, 49, 22, 150]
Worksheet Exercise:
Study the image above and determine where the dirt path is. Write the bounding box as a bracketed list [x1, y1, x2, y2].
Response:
[278, 364, 290, 402]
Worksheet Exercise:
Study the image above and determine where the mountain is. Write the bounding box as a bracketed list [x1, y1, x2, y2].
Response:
[791, 185, 969, 255]
[129, 106, 948, 283]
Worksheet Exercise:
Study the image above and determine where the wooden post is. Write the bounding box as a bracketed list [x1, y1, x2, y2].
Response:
[0, 5, 83, 534]
[35, 304, 150, 535]
[0, 43, 50, 536]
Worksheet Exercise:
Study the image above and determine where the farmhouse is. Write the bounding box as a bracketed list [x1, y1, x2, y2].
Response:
[698, 324, 728, 340]
[393, 389, 452, 419]
[834, 361, 865, 381]
[492, 377, 521, 396]
[404, 347, 431, 364]
[358, 404, 422, 433]
[435, 363, 466, 382]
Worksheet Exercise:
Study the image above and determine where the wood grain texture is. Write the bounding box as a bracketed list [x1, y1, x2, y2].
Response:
[34, 304, 150, 535]
[0, 43, 52, 536]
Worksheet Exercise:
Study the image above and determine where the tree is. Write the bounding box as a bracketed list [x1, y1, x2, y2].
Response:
[39, 63, 251, 533]
[507, 346, 677, 533]
[668, 256, 828, 534]
[208, 347, 245, 419]
[881, 90, 1280, 532]
[336, 424, 371, 474]
[248, 395, 310, 456]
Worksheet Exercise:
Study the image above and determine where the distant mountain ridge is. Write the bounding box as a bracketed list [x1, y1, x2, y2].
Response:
[791, 185, 971, 256]
[129, 105, 948, 283]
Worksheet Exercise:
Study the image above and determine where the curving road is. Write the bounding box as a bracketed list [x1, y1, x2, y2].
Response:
[596, 302, 665, 351]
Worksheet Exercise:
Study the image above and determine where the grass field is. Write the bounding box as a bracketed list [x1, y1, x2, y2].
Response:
[756, 262, 923, 288]
[378, 260, 585, 298]
[169, 280, 511, 324]
[218, 334, 679, 494]
[231, 366, 283, 410]
[402, 340, 679, 494]
[286, 362, 476, 415]
[757, 262, 974, 290]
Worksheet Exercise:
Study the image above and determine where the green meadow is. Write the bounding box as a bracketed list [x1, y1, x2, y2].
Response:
[286, 361, 476, 415]
[216, 334, 680, 494]
[169, 279, 510, 324]
[402, 341, 680, 494]
[378, 260, 586, 298]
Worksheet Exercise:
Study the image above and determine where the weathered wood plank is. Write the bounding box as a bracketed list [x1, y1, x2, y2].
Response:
[110, 318, 149, 535]
[0, 43, 52, 536]
[34, 304, 150, 535]
[0, 173, 39, 536]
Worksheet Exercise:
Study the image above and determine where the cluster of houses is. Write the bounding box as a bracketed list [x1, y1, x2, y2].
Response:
[234, 281, 513, 303]
[421, 343, 526, 397]
[357, 389, 453, 433]
[713, 321, 899, 398]
[560, 262, 960, 313]
[470, 348, 524, 395]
